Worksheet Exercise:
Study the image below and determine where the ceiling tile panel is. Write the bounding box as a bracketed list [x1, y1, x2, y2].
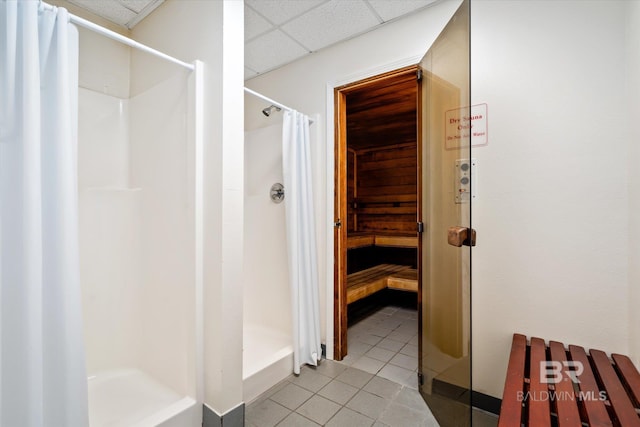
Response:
[118, 0, 154, 14]
[62, 0, 437, 80]
[246, 0, 326, 25]
[367, 0, 436, 22]
[68, 0, 136, 27]
[245, 29, 309, 74]
[245, 4, 274, 41]
[281, 0, 380, 51]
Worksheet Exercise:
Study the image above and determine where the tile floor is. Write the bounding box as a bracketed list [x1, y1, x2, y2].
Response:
[246, 303, 498, 426]
[342, 305, 420, 388]
[245, 359, 437, 426]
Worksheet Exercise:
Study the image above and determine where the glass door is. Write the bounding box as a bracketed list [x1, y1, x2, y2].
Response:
[418, 1, 472, 425]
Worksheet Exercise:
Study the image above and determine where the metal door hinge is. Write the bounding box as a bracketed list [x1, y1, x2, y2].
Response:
[334, 219, 342, 228]
[417, 222, 424, 234]
[417, 372, 424, 386]
[417, 69, 422, 81]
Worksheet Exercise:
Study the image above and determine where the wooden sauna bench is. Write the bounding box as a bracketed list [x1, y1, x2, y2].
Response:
[499, 334, 640, 427]
[347, 264, 418, 304]
[347, 231, 418, 249]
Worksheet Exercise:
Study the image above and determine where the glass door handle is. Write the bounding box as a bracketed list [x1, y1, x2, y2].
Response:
[447, 226, 476, 247]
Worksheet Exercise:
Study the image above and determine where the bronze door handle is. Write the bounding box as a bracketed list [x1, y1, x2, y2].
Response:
[447, 226, 476, 247]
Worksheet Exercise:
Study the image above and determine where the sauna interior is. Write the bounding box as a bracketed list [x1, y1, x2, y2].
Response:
[341, 66, 420, 356]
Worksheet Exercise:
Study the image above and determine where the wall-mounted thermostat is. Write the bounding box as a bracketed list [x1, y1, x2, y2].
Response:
[455, 158, 477, 204]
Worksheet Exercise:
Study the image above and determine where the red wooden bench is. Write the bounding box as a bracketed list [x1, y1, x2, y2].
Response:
[498, 334, 640, 426]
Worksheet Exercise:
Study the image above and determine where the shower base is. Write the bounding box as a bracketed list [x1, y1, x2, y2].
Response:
[88, 369, 199, 427]
[243, 323, 293, 403]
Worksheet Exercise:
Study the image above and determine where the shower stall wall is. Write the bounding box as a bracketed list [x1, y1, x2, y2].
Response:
[243, 123, 293, 403]
[77, 27, 201, 427]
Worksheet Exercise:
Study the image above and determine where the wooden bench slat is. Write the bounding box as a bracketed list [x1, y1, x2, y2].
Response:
[612, 353, 640, 407]
[347, 232, 417, 249]
[346, 264, 412, 304]
[498, 334, 527, 427]
[529, 337, 552, 427]
[347, 234, 375, 249]
[548, 341, 582, 426]
[374, 234, 417, 248]
[590, 349, 640, 427]
[346, 278, 387, 304]
[568, 345, 613, 427]
[387, 269, 418, 292]
[348, 264, 407, 285]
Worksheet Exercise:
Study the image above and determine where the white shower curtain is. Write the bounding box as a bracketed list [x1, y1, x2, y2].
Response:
[0, 2, 88, 426]
[282, 110, 322, 375]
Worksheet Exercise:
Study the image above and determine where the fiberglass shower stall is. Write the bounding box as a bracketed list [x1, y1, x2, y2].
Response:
[243, 122, 294, 403]
[75, 24, 203, 426]
[243, 96, 322, 403]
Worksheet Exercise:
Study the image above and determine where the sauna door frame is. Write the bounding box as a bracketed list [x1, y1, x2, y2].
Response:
[333, 65, 421, 360]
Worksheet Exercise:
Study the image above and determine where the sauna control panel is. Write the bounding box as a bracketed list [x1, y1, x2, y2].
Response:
[455, 158, 477, 204]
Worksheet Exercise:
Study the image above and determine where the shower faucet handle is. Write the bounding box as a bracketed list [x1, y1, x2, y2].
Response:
[270, 183, 285, 203]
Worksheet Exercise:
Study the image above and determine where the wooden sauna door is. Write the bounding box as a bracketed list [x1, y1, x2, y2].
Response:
[333, 66, 420, 360]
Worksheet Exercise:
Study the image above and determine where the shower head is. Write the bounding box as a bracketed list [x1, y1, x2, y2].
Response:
[262, 105, 282, 117]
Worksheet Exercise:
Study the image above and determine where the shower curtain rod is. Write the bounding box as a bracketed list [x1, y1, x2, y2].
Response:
[40, 1, 194, 71]
[244, 87, 293, 112]
[244, 87, 314, 124]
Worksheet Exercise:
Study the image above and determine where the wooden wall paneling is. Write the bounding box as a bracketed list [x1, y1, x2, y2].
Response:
[358, 216, 418, 233]
[355, 143, 418, 234]
[339, 65, 418, 151]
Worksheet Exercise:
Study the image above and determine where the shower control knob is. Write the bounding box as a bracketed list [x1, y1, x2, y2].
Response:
[270, 183, 285, 203]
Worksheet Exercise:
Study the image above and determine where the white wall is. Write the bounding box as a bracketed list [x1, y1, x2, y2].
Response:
[470, 0, 630, 398]
[76, 27, 137, 376]
[246, 0, 463, 358]
[249, 0, 635, 401]
[79, 185, 142, 376]
[77, 88, 129, 189]
[77, 28, 130, 99]
[627, 1, 640, 366]
[131, 0, 245, 415]
[129, 71, 194, 397]
[243, 124, 291, 335]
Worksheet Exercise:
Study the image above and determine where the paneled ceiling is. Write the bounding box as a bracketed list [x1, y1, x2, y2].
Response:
[62, 0, 439, 80]
[66, 0, 165, 29]
[244, 0, 438, 79]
